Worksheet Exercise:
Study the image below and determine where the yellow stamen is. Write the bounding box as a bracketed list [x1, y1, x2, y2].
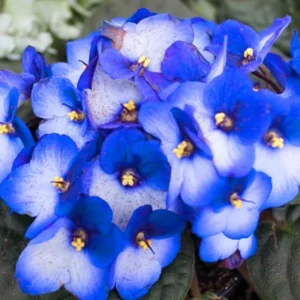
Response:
[123, 100, 136, 112]
[138, 55, 146, 64]
[214, 112, 233, 131]
[173, 140, 194, 159]
[52, 176, 70, 192]
[0, 123, 15, 135]
[121, 170, 138, 187]
[243, 48, 254, 59]
[67, 111, 85, 122]
[142, 58, 150, 68]
[264, 131, 284, 149]
[136, 232, 152, 250]
[230, 192, 243, 209]
[215, 112, 226, 126]
[71, 237, 85, 252]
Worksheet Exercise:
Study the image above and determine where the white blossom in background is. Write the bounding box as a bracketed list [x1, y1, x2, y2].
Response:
[0, 0, 103, 60]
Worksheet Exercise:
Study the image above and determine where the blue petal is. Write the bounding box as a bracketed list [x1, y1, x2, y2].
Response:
[21, 46, 51, 79]
[100, 48, 134, 79]
[139, 101, 181, 158]
[238, 234, 257, 259]
[150, 235, 181, 267]
[5, 87, 19, 122]
[161, 41, 210, 81]
[264, 53, 291, 87]
[132, 140, 171, 191]
[37, 116, 96, 148]
[146, 209, 185, 239]
[199, 233, 239, 262]
[12, 146, 34, 170]
[51, 62, 82, 87]
[77, 57, 98, 91]
[114, 245, 161, 300]
[180, 154, 225, 207]
[13, 116, 35, 147]
[192, 206, 228, 238]
[70, 195, 113, 233]
[126, 8, 156, 24]
[192, 17, 215, 62]
[134, 73, 160, 101]
[84, 65, 141, 127]
[89, 225, 124, 268]
[0, 134, 23, 182]
[257, 16, 291, 65]
[32, 77, 78, 118]
[124, 205, 153, 241]
[255, 142, 300, 208]
[66, 32, 98, 69]
[100, 128, 146, 174]
[83, 161, 166, 230]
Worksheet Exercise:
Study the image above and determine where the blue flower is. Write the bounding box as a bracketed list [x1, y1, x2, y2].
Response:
[112, 205, 185, 300]
[185, 68, 275, 177]
[84, 62, 145, 129]
[16, 195, 124, 299]
[0, 134, 97, 239]
[254, 96, 300, 208]
[207, 16, 290, 72]
[51, 32, 103, 87]
[0, 86, 34, 183]
[199, 233, 257, 263]
[139, 100, 225, 211]
[192, 170, 271, 239]
[0, 46, 51, 104]
[82, 128, 170, 230]
[31, 76, 97, 147]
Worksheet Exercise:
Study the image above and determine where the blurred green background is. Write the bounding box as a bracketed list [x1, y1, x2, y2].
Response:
[0, 0, 297, 71]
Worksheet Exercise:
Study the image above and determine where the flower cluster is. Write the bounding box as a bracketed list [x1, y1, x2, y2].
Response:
[0, 7, 297, 300]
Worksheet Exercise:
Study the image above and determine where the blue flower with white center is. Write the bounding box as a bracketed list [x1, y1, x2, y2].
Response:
[192, 170, 271, 239]
[84, 62, 146, 129]
[32, 76, 97, 147]
[0, 86, 34, 183]
[178, 68, 275, 177]
[82, 128, 170, 230]
[254, 96, 300, 208]
[98, 13, 194, 100]
[139, 100, 225, 211]
[206, 16, 290, 73]
[0, 46, 51, 104]
[16, 195, 124, 299]
[199, 232, 257, 263]
[0, 134, 96, 239]
[112, 205, 185, 300]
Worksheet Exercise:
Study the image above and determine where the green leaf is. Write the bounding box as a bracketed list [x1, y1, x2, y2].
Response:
[247, 206, 300, 300]
[108, 232, 195, 300]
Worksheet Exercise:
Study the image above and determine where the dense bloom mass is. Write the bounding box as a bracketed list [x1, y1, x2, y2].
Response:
[0, 6, 298, 300]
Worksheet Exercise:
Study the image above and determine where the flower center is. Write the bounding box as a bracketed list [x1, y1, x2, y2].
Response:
[71, 229, 87, 252]
[264, 131, 284, 149]
[0, 123, 15, 135]
[173, 140, 194, 159]
[229, 192, 243, 209]
[243, 48, 255, 65]
[136, 232, 152, 251]
[67, 111, 85, 122]
[121, 169, 139, 187]
[131, 55, 151, 76]
[215, 112, 234, 132]
[120, 100, 138, 123]
[52, 176, 70, 192]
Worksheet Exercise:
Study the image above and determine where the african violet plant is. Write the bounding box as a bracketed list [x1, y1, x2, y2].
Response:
[0, 6, 298, 300]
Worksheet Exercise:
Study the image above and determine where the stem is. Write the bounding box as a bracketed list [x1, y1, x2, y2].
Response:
[190, 270, 201, 299]
[252, 71, 282, 94]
